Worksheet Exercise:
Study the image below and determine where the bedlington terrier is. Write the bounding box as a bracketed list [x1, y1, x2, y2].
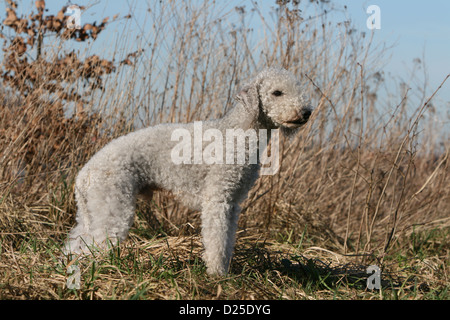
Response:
[64, 67, 313, 275]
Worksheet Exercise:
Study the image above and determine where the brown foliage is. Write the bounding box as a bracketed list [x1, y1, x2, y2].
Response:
[2, 1, 114, 99]
[0, 1, 130, 196]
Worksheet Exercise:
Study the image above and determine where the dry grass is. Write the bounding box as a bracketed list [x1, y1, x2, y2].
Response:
[0, 0, 449, 300]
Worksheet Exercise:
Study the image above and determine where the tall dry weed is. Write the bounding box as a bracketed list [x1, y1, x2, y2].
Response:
[0, 1, 135, 204]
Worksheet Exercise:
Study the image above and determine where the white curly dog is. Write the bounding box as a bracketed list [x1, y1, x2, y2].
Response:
[65, 67, 313, 275]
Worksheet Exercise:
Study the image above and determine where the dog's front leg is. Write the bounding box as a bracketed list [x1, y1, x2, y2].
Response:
[200, 198, 240, 276]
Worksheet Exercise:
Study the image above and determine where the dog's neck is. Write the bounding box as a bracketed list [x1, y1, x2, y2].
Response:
[217, 103, 275, 164]
[221, 103, 277, 135]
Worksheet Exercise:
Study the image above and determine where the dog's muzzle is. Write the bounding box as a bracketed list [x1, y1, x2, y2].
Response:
[283, 108, 312, 128]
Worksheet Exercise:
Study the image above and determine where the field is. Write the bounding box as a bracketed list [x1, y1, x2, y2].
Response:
[0, 1, 448, 300]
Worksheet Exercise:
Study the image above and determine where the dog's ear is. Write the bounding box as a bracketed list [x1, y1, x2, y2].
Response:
[235, 81, 260, 114]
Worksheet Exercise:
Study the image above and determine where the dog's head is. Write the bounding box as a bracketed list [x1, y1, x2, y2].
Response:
[236, 67, 313, 135]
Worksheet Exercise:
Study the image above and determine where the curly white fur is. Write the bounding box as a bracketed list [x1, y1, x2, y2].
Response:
[64, 67, 313, 275]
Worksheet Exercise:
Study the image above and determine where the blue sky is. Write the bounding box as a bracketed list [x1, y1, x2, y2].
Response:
[2, 0, 449, 108]
[338, 0, 450, 102]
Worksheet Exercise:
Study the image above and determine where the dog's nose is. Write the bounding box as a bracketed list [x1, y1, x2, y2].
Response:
[302, 109, 312, 121]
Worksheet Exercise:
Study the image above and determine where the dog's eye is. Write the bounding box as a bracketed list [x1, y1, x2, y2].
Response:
[272, 90, 283, 97]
